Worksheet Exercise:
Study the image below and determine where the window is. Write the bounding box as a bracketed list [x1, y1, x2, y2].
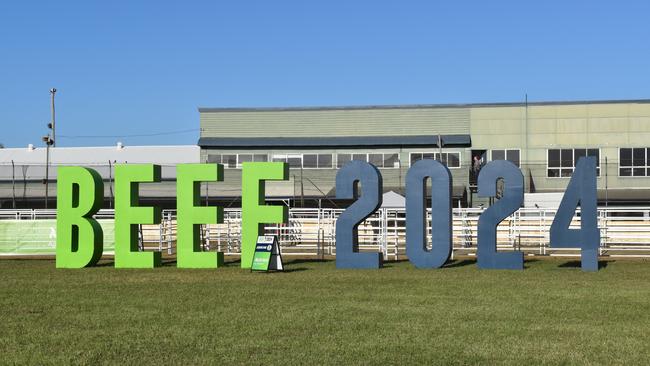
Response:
[383, 153, 399, 168]
[272, 154, 334, 169]
[336, 153, 400, 168]
[236, 154, 267, 167]
[410, 153, 434, 166]
[318, 154, 333, 168]
[237, 154, 252, 165]
[302, 154, 334, 169]
[223, 154, 237, 168]
[352, 153, 366, 162]
[368, 153, 383, 167]
[409, 152, 461, 168]
[620, 148, 650, 176]
[491, 149, 520, 167]
[287, 155, 302, 168]
[303, 154, 317, 168]
[272, 154, 302, 168]
[337, 153, 352, 168]
[547, 149, 599, 177]
[206, 154, 247, 169]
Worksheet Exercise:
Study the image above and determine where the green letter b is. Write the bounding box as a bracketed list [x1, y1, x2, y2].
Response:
[56, 167, 104, 268]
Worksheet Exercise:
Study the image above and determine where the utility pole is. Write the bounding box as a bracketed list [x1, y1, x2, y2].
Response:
[50, 88, 57, 147]
[524, 94, 529, 192]
[11, 160, 16, 209]
[42, 134, 54, 208]
[43, 88, 56, 208]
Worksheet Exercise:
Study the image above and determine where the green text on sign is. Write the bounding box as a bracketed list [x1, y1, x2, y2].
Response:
[251, 236, 276, 271]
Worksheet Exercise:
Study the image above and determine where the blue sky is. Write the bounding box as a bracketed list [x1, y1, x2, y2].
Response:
[1, 0, 649, 147]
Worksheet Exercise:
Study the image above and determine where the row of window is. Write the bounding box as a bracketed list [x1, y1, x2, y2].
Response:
[409, 152, 461, 168]
[207, 152, 459, 169]
[207, 148, 650, 177]
[546, 148, 650, 177]
[336, 153, 401, 168]
[491, 149, 520, 167]
[207, 154, 268, 168]
[273, 154, 333, 169]
[620, 148, 650, 177]
[547, 149, 600, 177]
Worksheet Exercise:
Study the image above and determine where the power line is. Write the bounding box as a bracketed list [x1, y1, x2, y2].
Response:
[58, 128, 199, 139]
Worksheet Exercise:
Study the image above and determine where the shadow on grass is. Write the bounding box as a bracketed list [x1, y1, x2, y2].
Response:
[279, 267, 310, 273]
[558, 260, 611, 269]
[246, 267, 310, 273]
[92, 259, 241, 268]
[284, 258, 332, 266]
[161, 260, 177, 267]
[382, 259, 413, 268]
[440, 258, 540, 269]
[523, 258, 540, 269]
[94, 261, 115, 267]
[443, 259, 475, 268]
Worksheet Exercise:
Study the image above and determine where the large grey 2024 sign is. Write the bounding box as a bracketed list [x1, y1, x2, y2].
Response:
[335, 157, 600, 272]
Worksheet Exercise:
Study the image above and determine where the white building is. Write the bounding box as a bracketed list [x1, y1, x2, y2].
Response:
[0, 144, 199, 208]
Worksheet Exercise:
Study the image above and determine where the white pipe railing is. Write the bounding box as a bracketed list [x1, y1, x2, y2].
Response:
[3, 207, 650, 258]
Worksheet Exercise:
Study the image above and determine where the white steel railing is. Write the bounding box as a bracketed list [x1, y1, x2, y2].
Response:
[3, 207, 650, 258]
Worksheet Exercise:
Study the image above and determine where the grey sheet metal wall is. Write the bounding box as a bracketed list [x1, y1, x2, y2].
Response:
[200, 105, 470, 137]
[198, 105, 473, 204]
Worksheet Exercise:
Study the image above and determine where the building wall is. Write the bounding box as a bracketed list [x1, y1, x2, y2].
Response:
[199, 105, 477, 202]
[200, 107, 470, 137]
[200, 147, 471, 201]
[470, 102, 650, 196]
[199, 100, 650, 206]
[0, 145, 200, 208]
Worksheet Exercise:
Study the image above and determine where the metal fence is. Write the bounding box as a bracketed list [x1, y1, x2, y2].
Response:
[2, 207, 650, 258]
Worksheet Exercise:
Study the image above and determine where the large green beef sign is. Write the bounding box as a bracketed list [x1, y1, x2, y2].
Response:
[57, 158, 599, 271]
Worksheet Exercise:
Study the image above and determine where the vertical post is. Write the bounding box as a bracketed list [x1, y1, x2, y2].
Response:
[50, 88, 57, 147]
[598, 156, 609, 255]
[167, 212, 174, 255]
[524, 94, 529, 192]
[45, 143, 50, 209]
[108, 160, 114, 209]
[605, 156, 608, 208]
[11, 160, 16, 209]
[205, 157, 209, 207]
[300, 164, 305, 208]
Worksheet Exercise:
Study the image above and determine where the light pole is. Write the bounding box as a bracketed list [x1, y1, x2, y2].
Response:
[43, 88, 56, 208]
[49, 88, 57, 147]
[42, 134, 54, 208]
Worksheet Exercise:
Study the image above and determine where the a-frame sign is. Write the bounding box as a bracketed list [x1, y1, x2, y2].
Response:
[251, 235, 284, 272]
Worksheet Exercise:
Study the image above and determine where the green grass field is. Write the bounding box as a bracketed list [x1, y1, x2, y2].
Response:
[1, 258, 650, 365]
